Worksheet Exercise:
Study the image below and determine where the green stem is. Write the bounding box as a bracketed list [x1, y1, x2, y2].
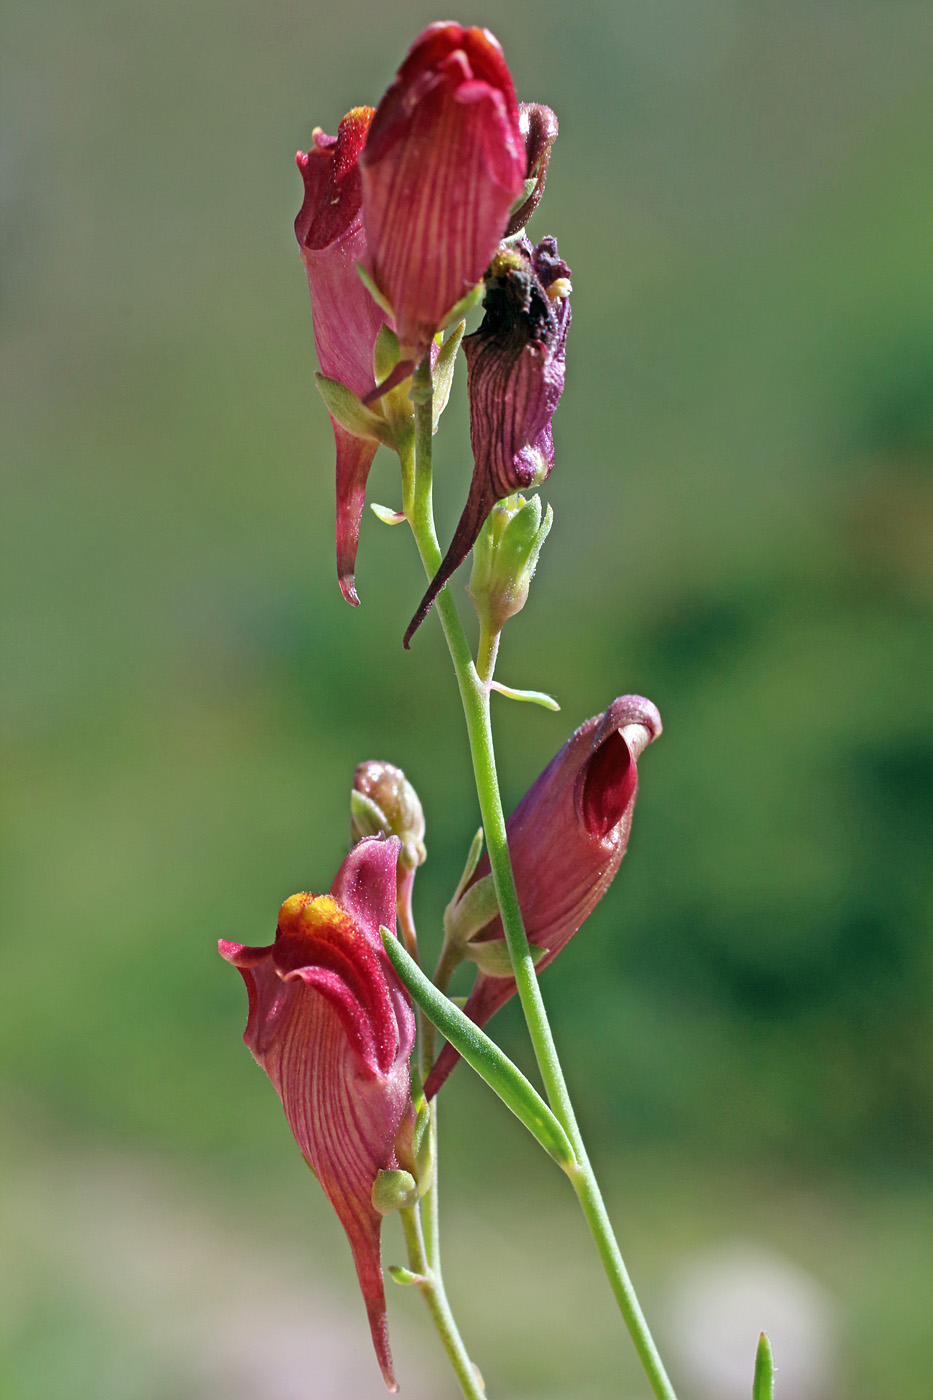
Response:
[407, 356, 678, 1400]
[400, 1192, 484, 1400]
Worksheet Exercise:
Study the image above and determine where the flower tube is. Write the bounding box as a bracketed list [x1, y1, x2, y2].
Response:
[424, 696, 662, 1098]
[219, 837, 416, 1391]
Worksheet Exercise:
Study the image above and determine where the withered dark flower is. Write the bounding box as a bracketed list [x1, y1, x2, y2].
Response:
[404, 234, 571, 646]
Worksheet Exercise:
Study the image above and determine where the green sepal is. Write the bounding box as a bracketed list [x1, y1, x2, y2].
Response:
[388, 1265, 424, 1287]
[432, 321, 465, 432]
[752, 1332, 775, 1400]
[489, 681, 560, 711]
[441, 282, 484, 329]
[372, 1168, 419, 1215]
[349, 790, 387, 841]
[452, 829, 484, 904]
[356, 261, 394, 318]
[373, 323, 401, 385]
[371, 502, 407, 525]
[508, 175, 539, 221]
[466, 937, 546, 979]
[314, 374, 396, 448]
[403, 1071, 435, 1197]
[380, 928, 576, 1171]
[444, 873, 499, 947]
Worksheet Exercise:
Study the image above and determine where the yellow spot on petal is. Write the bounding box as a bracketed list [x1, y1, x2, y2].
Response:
[278, 893, 358, 946]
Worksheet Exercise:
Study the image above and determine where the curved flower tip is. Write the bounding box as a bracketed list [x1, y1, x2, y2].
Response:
[360, 22, 526, 360]
[403, 235, 571, 647]
[296, 108, 387, 606]
[505, 102, 559, 237]
[424, 697, 661, 1098]
[334, 424, 380, 606]
[219, 836, 415, 1389]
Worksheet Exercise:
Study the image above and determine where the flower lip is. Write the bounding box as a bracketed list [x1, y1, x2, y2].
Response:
[576, 697, 662, 840]
[295, 106, 375, 252]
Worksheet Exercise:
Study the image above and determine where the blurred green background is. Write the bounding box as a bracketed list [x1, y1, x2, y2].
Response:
[2, 1, 932, 1397]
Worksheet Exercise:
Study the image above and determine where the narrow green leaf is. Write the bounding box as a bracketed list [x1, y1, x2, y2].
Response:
[489, 681, 560, 711]
[380, 929, 576, 1171]
[432, 321, 465, 432]
[752, 1332, 775, 1400]
[388, 1265, 424, 1287]
[371, 502, 406, 525]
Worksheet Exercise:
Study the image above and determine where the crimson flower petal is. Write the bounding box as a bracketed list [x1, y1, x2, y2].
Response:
[220, 836, 415, 1391]
[424, 698, 661, 1097]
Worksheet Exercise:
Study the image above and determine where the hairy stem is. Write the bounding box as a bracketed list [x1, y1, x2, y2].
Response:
[400, 1192, 484, 1400]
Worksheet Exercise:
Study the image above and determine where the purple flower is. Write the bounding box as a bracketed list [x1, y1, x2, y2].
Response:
[295, 107, 386, 606]
[404, 235, 571, 646]
[219, 837, 415, 1392]
[424, 697, 662, 1098]
[359, 22, 527, 362]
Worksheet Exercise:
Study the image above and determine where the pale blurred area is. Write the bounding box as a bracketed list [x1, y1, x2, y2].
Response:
[2, 0, 932, 1396]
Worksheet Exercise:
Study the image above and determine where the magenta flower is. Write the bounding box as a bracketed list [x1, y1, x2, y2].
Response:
[404, 235, 571, 646]
[424, 697, 662, 1098]
[295, 106, 387, 606]
[359, 22, 527, 362]
[219, 837, 416, 1391]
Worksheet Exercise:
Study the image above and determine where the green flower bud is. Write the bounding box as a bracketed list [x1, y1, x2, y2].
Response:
[371, 1168, 419, 1215]
[351, 761, 426, 872]
[468, 491, 553, 635]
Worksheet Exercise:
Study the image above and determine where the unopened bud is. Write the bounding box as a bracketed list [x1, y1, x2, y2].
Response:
[506, 103, 559, 237]
[351, 761, 426, 871]
[393, 1085, 434, 1197]
[371, 1168, 419, 1215]
[468, 492, 553, 635]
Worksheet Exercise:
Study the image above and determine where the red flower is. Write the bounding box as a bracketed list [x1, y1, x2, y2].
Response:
[219, 837, 416, 1391]
[424, 697, 662, 1098]
[295, 107, 386, 606]
[360, 22, 527, 361]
